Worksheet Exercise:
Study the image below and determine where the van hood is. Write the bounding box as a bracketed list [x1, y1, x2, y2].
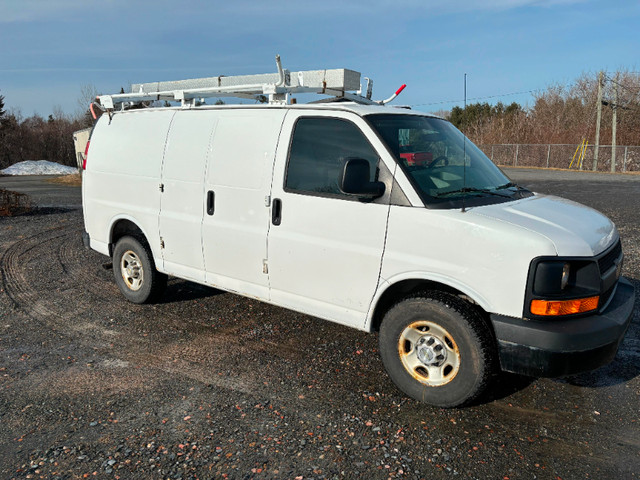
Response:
[471, 194, 617, 257]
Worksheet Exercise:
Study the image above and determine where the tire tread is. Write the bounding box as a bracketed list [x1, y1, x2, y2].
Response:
[113, 235, 167, 304]
[379, 291, 496, 408]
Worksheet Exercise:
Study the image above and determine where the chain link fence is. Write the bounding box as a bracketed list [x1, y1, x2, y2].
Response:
[478, 144, 640, 173]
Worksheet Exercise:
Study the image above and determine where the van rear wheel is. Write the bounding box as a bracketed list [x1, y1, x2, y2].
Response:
[379, 293, 495, 408]
[113, 236, 166, 304]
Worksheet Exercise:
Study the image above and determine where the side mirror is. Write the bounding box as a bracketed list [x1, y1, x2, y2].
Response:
[338, 158, 386, 199]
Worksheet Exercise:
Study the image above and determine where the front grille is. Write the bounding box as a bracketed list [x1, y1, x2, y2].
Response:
[599, 283, 616, 310]
[597, 240, 623, 312]
[598, 240, 622, 275]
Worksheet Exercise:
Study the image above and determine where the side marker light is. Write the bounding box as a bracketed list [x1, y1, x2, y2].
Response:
[531, 296, 599, 316]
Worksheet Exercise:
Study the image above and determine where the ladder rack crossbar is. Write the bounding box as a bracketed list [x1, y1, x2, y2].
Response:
[100, 85, 377, 107]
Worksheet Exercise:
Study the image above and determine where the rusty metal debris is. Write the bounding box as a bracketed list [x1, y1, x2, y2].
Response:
[0, 189, 32, 216]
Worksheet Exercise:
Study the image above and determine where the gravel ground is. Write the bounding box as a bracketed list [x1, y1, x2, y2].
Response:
[0, 169, 638, 480]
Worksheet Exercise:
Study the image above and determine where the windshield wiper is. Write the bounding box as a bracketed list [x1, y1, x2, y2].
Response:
[434, 187, 512, 198]
[496, 182, 529, 192]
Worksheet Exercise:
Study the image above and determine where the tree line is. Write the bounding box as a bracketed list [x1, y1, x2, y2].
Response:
[447, 70, 640, 147]
[0, 92, 93, 171]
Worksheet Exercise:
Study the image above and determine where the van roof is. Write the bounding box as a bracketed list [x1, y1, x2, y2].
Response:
[112, 102, 441, 119]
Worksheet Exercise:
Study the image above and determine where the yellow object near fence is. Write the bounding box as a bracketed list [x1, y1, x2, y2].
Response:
[570, 140, 588, 169]
[570, 141, 583, 168]
[580, 141, 588, 169]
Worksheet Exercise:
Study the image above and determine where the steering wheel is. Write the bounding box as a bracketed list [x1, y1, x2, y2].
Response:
[428, 155, 449, 168]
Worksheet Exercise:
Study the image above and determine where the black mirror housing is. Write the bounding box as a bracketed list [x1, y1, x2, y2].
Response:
[339, 158, 385, 199]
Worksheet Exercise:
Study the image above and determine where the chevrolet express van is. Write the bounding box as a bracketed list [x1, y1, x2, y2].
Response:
[82, 102, 635, 407]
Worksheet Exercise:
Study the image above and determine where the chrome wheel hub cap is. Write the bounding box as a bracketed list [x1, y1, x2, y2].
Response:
[398, 321, 461, 386]
[120, 250, 144, 291]
[416, 335, 447, 366]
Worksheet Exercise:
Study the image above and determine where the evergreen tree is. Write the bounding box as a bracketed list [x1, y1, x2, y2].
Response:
[449, 101, 524, 131]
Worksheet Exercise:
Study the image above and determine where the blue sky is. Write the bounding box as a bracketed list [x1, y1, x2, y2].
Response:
[1, 0, 638, 118]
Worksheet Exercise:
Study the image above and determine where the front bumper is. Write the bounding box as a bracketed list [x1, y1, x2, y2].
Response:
[490, 277, 635, 377]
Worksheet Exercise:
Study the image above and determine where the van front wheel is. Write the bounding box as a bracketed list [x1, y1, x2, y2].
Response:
[113, 236, 167, 304]
[379, 293, 495, 408]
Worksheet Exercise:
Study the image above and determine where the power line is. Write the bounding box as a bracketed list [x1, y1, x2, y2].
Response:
[602, 73, 640, 110]
[604, 74, 640, 95]
[411, 88, 541, 107]
[414, 74, 639, 111]
[415, 72, 640, 110]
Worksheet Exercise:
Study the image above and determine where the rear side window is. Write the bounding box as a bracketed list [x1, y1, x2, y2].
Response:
[285, 117, 379, 196]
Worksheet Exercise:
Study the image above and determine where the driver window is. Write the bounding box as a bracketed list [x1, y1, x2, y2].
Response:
[285, 117, 379, 197]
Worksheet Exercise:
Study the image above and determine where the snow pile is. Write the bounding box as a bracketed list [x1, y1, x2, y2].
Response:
[1, 160, 78, 176]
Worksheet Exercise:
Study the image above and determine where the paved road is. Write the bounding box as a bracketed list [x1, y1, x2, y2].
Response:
[505, 166, 640, 183]
[0, 170, 638, 479]
[0, 175, 82, 208]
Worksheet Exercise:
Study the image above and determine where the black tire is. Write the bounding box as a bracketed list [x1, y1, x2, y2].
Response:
[112, 235, 167, 304]
[379, 292, 496, 408]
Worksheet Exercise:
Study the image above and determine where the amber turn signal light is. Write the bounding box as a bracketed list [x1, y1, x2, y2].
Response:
[531, 296, 599, 316]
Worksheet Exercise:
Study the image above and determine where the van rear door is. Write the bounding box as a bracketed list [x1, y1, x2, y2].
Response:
[267, 111, 391, 329]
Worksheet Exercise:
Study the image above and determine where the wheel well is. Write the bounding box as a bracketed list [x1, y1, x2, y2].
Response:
[109, 219, 146, 257]
[370, 279, 490, 332]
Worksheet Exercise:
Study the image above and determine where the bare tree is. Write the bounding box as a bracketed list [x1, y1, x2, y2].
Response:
[0, 91, 5, 122]
[76, 83, 99, 124]
[452, 70, 640, 148]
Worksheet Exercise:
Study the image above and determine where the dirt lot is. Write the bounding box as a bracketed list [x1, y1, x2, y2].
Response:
[0, 169, 638, 479]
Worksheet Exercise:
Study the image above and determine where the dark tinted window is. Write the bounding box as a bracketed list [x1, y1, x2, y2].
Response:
[285, 117, 379, 195]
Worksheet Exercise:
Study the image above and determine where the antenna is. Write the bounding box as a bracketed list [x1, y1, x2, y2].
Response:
[462, 73, 467, 213]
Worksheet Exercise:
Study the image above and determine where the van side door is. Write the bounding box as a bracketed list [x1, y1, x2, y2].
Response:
[202, 109, 287, 299]
[159, 110, 218, 283]
[267, 111, 392, 329]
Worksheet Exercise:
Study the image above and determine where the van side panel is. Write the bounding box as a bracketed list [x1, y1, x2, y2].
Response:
[83, 110, 176, 262]
[159, 110, 218, 283]
[202, 110, 287, 299]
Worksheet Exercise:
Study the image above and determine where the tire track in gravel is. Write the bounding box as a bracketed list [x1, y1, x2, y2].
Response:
[56, 227, 119, 303]
[0, 223, 130, 351]
[0, 220, 302, 398]
[1, 225, 71, 320]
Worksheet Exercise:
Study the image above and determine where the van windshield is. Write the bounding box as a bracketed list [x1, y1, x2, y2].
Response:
[366, 114, 531, 208]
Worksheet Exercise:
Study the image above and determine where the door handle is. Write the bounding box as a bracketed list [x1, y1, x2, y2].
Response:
[272, 198, 282, 225]
[206, 190, 215, 215]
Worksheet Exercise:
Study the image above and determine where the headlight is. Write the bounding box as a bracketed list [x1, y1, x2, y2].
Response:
[533, 261, 571, 295]
[527, 258, 600, 317]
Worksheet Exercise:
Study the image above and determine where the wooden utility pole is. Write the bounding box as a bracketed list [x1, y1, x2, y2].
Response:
[611, 74, 618, 172]
[593, 71, 604, 171]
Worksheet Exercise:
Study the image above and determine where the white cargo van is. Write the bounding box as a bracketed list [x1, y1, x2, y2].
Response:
[82, 64, 634, 407]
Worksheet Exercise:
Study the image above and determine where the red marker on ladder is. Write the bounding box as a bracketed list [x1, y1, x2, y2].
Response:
[379, 84, 407, 105]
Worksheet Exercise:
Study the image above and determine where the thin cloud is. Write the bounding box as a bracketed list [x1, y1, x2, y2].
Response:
[0, 0, 590, 23]
[0, 0, 87, 22]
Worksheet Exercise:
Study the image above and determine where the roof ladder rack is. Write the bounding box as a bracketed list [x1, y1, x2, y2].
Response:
[97, 55, 405, 110]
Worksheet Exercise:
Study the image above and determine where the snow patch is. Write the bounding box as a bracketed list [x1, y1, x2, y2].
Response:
[1, 160, 78, 176]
